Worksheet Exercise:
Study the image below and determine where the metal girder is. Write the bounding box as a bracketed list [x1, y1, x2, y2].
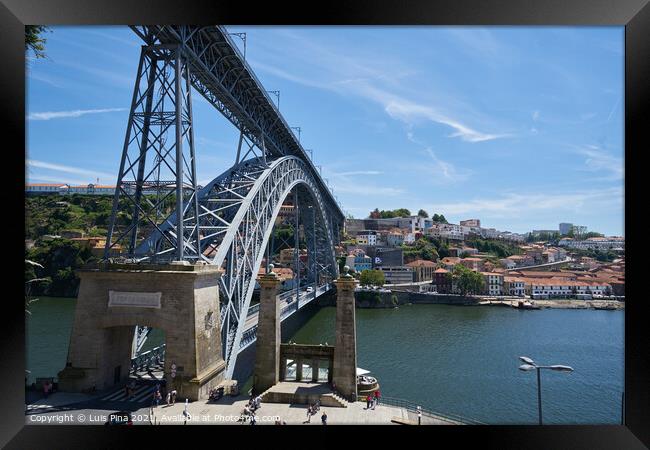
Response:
[129, 26, 343, 224]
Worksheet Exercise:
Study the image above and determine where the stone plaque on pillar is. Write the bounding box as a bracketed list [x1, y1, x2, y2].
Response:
[108, 291, 162, 308]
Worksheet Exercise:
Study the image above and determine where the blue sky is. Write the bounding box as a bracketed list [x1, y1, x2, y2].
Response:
[26, 26, 624, 236]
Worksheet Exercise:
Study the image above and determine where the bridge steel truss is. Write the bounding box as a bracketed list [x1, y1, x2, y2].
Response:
[104, 26, 344, 378]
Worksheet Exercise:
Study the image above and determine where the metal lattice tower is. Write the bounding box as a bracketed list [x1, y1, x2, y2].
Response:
[105, 43, 201, 262]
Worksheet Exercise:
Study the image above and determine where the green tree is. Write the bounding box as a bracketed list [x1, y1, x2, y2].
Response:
[431, 213, 448, 223]
[417, 209, 429, 218]
[25, 239, 97, 297]
[393, 208, 411, 218]
[359, 269, 385, 286]
[451, 264, 485, 296]
[26, 26, 50, 59]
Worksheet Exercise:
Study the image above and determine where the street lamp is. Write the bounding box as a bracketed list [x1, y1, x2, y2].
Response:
[228, 32, 247, 59]
[290, 126, 301, 142]
[518, 356, 574, 425]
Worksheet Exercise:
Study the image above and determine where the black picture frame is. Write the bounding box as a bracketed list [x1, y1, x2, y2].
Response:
[2, 0, 647, 448]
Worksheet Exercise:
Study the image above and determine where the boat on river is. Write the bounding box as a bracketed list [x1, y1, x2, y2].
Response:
[515, 300, 541, 310]
[593, 303, 618, 310]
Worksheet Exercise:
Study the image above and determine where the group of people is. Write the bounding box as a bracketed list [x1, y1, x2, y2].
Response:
[240, 395, 262, 424]
[150, 383, 176, 408]
[365, 390, 381, 410]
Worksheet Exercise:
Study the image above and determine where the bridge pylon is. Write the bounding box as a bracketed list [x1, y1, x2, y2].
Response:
[58, 263, 226, 401]
[104, 42, 201, 262]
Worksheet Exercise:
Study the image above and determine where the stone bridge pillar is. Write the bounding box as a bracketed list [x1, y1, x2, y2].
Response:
[332, 266, 358, 402]
[253, 265, 281, 395]
[58, 262, 226, 401]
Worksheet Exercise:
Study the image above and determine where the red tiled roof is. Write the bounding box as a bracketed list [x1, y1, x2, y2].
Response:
[405, 260, 436, 267]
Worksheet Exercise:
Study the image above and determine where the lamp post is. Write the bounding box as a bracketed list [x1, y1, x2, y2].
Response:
[518, 356, 573, 425]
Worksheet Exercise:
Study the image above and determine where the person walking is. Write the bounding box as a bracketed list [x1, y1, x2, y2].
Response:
[306, 405, 313, 423]
[417, 406, 422, 425]
[166, 391, 171, 406]
[366, 395, 372, 410]
[321, 411, 327, 425]
[171, 389, 177, 405]
[374, 390, 381, 408]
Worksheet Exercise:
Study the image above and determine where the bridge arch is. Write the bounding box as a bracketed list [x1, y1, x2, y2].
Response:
[134, 156, 340, 377]
[205, 156, 339, 377]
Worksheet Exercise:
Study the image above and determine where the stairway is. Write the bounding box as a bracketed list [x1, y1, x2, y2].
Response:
[320, 392, 348, 408]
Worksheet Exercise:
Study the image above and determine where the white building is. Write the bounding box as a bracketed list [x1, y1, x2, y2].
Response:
[531, 280, 611, 300]
[504, 277, 526, 296]
[482, 272, 504, 296]
[558, 237, 625, 251]
[379, 266, 414, 284]
[356, 230, 378, 246]
[386, 232, 404, 247]
[25, 183, 67, 194]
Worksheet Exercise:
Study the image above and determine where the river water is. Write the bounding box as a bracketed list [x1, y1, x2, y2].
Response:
[26, 298, 623, 424]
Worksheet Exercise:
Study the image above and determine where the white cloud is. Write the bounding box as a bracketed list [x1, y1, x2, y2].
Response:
[26, 174, 91, 185]
[385, 99, 511, 142]
[333, 184, 404, 196]
[337, 170, 383, 176]
[28, 108, 126, 121]
[249, 34, 511, 144]
[428, 187, 622, 218]
[420, 148, 471, 182]
[26, 159, 116, 181]
[323, 165, 401, 197]
[576, 145, 624, 180]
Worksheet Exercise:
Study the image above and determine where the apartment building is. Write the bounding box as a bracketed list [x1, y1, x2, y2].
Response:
[482, 272, 504, 296]
[356, 230, 378, 246]
[405, 259, 436, 282]
[379, 266, 415, 284]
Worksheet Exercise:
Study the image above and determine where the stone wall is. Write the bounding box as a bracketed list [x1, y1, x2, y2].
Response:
[317, 290, 479, 309]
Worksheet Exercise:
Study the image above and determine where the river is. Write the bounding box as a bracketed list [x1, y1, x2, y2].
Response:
[26, 298, 623, 424]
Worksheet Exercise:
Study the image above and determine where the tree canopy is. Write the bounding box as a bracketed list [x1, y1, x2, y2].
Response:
[26, 26, 50, 59]
[431, 213, 448, 223]
[451, 264, 485, 296]
[368, 208, 411, 219]
[417, 209, 429, 218]
[359, 269, 385, 286]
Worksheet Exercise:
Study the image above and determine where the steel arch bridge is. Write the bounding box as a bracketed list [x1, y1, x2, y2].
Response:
[103, 26, 344, 378]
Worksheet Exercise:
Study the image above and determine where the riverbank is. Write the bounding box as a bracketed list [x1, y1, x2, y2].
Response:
[337, 290, 625, 310]
[478, 298, 624, 310]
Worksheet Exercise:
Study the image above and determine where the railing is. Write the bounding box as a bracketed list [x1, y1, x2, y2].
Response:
[247, 283, 331, 318]
[247, 303, 260, 317]
[379, 396, 485, 425]
[131, 344, 166, 373]
[239, 283, 334, 352]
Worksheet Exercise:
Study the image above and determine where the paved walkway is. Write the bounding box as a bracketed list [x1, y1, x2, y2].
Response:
[143, 395, 408, 425]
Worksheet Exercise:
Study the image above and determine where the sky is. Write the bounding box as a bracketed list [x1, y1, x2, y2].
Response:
[26, 26, 624, 236]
